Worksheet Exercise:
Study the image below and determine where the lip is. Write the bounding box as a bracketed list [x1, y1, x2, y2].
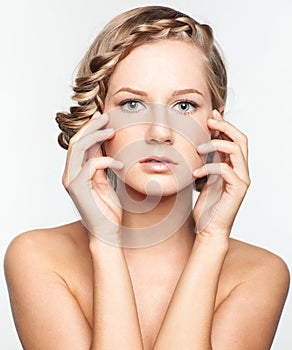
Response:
[139, 156, 178, 165]
[139, 156, 177, 173]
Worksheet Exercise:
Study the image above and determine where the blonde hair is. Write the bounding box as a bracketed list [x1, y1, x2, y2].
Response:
[56, 5, 227, 149]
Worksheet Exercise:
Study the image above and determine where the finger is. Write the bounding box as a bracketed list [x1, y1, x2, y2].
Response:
[69, 112, 109, 145]
[63, 129, 115, 187]
[63, 112, 110, 186]
[77, 157, 123, 186]
[208, 110, 248, 161]
[87, 141, 103, 161]
[75, 128, 114, 154]
[91, 180, 121, 215]
[67, 157, 123, 236]
[193, 162, 250, 194]
[197, 139, 250, 184]
[86, 126, 114, 161]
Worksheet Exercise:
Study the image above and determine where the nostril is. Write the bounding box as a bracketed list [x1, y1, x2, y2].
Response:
[145, 123, 174, 145]
[146, 137, 173, 145]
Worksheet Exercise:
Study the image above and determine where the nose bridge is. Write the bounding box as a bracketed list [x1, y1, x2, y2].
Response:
[145, 103, 173, 143]
[151, 103, 168, 125]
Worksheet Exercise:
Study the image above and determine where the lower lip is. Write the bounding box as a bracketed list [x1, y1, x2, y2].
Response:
[139, 162, 175, 173]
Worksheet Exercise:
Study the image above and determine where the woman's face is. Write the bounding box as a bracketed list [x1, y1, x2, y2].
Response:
[103, 39, 213, 196]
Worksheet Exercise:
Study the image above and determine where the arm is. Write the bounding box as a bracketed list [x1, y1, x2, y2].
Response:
[5, 112, 144, 349]
[63, 111, 143, 349]
[153, 110, 289, 349]
[153, 236, 289, 350]
[4, 230, 144, 350]
[153, 236, 228, 349]
[89, 237, 144, 349]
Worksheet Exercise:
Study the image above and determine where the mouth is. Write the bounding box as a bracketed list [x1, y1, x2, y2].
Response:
[139, 156, 178, 165]
[139, 156, 178, 173]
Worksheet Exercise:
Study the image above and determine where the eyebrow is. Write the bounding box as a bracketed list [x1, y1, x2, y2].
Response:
[113, 87, 148, 96]
[171, 88, 204, 97]
[113, 87, 204, 98]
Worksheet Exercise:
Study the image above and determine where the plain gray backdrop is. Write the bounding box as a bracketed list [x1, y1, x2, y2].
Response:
[1, 0, 291, 348]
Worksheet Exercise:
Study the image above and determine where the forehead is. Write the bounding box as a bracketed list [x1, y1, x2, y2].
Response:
[107, 39, 210, 98]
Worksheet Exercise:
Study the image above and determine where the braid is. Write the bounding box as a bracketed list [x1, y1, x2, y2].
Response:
[56, 6, 226, 150]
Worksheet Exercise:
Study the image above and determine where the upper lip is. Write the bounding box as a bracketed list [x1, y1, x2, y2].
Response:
[139, 156, 178, 164]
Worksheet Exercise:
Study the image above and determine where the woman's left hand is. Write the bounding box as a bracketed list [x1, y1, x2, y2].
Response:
[193, 109, 250, 238]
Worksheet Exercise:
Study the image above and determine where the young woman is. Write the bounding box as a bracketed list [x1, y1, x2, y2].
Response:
[4, 5, 289, 350]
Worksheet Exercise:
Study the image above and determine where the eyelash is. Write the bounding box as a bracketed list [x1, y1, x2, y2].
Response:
[173, 100, 199, 114]
[119, 99, 146, 113]
[118, 99, 199, 114]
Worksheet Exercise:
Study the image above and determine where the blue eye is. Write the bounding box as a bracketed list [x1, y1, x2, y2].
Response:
[120, 100, 146, 113]
[173, 101, 198, 114]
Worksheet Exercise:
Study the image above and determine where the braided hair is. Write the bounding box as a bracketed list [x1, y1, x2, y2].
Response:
[56, 5, 227, 150]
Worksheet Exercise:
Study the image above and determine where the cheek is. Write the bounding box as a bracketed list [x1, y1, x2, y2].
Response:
[174, 117, 210, 166]
[177, 138, 205, 171]
[168, 110, 210, 144]
[104, 128, 143, 159]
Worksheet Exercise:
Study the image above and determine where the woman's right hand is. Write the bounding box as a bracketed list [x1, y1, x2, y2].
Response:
[62, 112, 124, 245]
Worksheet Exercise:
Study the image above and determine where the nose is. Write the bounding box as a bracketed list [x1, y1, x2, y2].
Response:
[145, 106, 174, 145]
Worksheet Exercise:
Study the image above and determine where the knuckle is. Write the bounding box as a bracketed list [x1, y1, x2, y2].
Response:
[62, 174, 69, 191]
[240, 133, 248, 144]
[88, 157, 96, 168]
[232, 142, 241, 153]
[69, 137, 86, 154]
[220, 162, 229, 172]
[239, 178, 250, 192]
[68, 135, 78, 147]
[219, 122, 226, 133]
[211, 139, 220, 148]
[246, 177, 251, 187]
[67, 179, 79, 196]
[233, 180, 247, 195]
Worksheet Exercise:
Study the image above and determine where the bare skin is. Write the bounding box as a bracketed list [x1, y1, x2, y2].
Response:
[5, 223, 289, 349]
[5, 40, 290, 349]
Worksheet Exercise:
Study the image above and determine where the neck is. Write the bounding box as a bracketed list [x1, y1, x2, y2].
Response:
[115, 180, 196, 258]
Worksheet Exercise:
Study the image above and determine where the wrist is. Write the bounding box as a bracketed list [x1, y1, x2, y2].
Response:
[89, 233, 123, 255]
[194, 232, 229, 255]
[88, 228, 122, 250]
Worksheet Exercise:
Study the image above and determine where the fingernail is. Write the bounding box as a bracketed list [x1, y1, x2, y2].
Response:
[193, 169, 200, 176]
[213, 110, 222, 118]
[197, 142, 215, 152]
[104, 128, 114, 134]
[197, 143, 209, 151]
[98, 113, 108, 121]
[208, 118, 218, 125]
[111, 160, 124, 169]
[92, 111, 100, 119]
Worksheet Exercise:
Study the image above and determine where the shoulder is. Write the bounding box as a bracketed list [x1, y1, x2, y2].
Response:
[222, 237, 290, 307]
[228, 238, 290, 283]
[5, 220, 88, 251]
[4, 222, 93, 349]
[212, 238, 290, 348]
[4, 221, 89, 280]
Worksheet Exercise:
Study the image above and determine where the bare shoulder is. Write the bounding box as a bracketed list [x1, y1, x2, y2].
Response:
[4, 221, 91, 291]
[220, 237, 290, 300]
[227, 237, 290, 284]
[4, 221, 93, 349]
[212, 238, 290, 348]
[5, 221, 88, 264]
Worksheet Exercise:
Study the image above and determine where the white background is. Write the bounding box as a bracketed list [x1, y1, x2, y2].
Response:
[1, 0, 291, 348]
